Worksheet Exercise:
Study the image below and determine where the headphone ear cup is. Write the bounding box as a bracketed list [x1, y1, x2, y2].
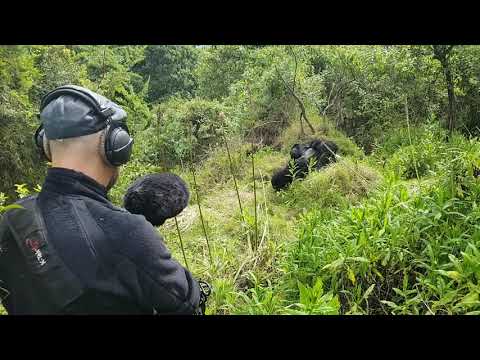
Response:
[100, 122, 133, 167]
[107, 126, 133, 166]
[43, 136, 52, 162]
[98, 127, 110, 166]
[34, 126, 51, 161]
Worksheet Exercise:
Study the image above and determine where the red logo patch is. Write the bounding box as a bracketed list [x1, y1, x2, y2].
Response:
[26, 238, 41, 252]
[25, 238, 47, 266]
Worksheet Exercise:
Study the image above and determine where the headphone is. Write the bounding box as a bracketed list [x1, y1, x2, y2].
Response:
[34, 86, 134, 167]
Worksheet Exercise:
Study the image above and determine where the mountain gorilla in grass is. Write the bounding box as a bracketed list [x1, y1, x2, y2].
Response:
[271, 139, 338, 191]
[124, 173, 190, 226]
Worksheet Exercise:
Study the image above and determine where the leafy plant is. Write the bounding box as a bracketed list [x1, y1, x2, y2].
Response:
[285, 279, 340, 315]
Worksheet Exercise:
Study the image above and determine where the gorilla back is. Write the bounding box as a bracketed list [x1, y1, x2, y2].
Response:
[271, 138, 338, 191]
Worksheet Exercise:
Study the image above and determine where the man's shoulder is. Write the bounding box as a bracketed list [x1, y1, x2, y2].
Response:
[84, 199, 164, 260]
[0, 195, 38, 226]
[12, 194, 38, 205]
[81, 197, 152, 233]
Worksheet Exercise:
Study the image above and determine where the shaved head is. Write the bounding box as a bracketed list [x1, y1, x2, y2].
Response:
[46, 130, 120, 191]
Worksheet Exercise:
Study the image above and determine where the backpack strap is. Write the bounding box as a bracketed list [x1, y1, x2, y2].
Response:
[3, 196, 85, 313]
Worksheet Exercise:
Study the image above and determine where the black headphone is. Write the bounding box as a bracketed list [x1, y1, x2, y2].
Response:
[34, 86, 134, 167]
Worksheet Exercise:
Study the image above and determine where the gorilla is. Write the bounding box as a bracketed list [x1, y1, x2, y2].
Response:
[271, 139, 338, 191]
[123, 173, 190, 226]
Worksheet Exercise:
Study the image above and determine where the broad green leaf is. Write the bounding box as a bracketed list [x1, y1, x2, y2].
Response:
[359, 230, 367, 245]
[458, 292, 479, 306]
[1, 204, 24, 213]
[297, 281, 309, 305]
[466, 311, 480, 315]
[392, 288, 405, 297]
[322, 257, 344, 270]
[363, 284, 376, 300]
[372, 267, 385, 280]
[347, 267, 356, 285]
[436, 270, 461, 281]
[446, 271, 462, 281]
[349, 256, 370, 263]
[312, 278, 324, 296]
[380, 300, 398, 309]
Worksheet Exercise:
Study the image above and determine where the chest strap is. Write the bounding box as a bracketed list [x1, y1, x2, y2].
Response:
[3, 196, 85, 313]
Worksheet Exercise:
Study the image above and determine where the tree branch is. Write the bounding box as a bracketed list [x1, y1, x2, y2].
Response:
[275, 66, 315, 134]
[287, 45, 298, 93]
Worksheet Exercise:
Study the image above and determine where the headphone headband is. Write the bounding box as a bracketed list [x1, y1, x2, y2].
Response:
[36, 85, 133, 167]
[40, 86, 114, 120]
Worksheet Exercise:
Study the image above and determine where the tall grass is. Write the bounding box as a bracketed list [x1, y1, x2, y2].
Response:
[2, 116, 474, 315]
[222, 131, 245, 223]
[190, 164, 213, 267]
[284, 133, 480, 314]
[251, 153, 259, 251]
[174, 216, 190, 271]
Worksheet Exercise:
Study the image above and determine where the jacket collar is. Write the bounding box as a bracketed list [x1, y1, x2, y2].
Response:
[41, 167, 109, 202]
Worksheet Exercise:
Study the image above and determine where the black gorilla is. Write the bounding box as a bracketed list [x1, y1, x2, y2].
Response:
[123, 173, 190, 226]
[271, 139, 338, 191]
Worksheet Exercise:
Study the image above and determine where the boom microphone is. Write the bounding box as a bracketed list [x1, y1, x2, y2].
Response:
[123, 173, 190, 226]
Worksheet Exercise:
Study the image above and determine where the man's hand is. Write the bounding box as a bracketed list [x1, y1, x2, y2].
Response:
[195, 280, 212, 315]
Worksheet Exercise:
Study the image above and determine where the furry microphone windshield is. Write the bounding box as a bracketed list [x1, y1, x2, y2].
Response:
[123, 173, 190, 226]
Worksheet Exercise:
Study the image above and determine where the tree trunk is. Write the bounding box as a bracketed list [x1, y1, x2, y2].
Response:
[275, 66, 315, 135]
[432, 45, 456, 137]
[405, 96, 409, 124]
[443, 61, 456, 135]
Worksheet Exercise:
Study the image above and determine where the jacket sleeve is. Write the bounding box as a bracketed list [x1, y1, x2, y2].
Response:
[114, 217, 201, 314]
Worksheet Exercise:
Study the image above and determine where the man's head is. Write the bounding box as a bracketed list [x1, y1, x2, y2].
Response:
[46, 131, 120, 191]
[35, 85, 133, 191]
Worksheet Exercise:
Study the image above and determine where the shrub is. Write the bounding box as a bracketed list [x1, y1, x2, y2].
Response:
[284, 151, 480, 314]
[382, 123, 448, 180]
[137, 97, 227, 168]
[109, 159, 163, 206]
[272, 159, 381, 214]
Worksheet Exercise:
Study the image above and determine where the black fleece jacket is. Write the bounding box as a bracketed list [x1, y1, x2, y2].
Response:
[0, 167, 200, 314]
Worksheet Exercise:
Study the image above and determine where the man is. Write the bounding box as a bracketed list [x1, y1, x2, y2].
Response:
[0, 85, 202, 314]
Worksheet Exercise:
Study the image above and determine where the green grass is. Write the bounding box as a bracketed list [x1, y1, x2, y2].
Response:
[155, 121, 480, 314]
[140, 119, 383, 314]
[281, 127, 480, 314]
[3, 117, 479, 315]
[288, 176, 480, 314]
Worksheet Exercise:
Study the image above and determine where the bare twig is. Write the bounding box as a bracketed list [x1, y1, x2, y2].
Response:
[322, 83, 337, 116]
[405, 96, 421, 183]
[287, 45, 298, 93]
[191, 166, 213, 265]
[97, 46, 107, 92]
[275, 66, 316, 134]
[257, 171, 269, 252]
[219, 112, 245, 223]
[174, 216, 190, 271]
[251, 152, 259, 252]
[189, 146, 213, 267]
